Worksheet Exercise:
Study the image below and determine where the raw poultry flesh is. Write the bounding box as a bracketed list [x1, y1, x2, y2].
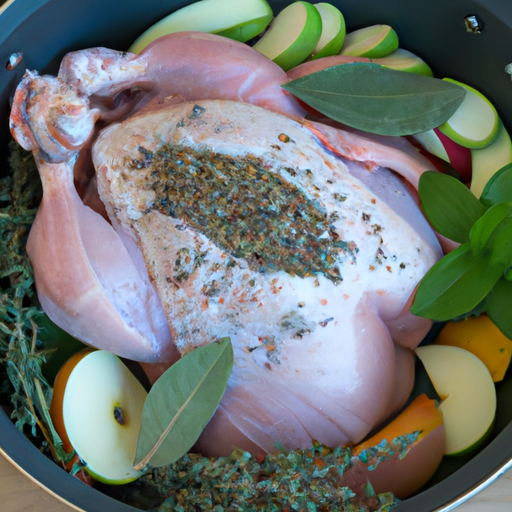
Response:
[10, 32, 442, 456]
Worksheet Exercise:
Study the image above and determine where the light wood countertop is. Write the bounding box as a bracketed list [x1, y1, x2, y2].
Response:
[1, 451, 512, 512]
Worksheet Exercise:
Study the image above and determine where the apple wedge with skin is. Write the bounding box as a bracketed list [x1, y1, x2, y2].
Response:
[470, 119, 512, 198]
[339, 24, 398, 58]
[412, 127, 472, 183]
[50, 348, 96, 453]
[55, 350, 148, 484]
[371, 48, 433, 77]
[253, 1, 322, 71]
[308, 2, 346, 60]
[415, 345, 497, 456]
[129, 0, 273, 53]
[438, 78, 499, 149]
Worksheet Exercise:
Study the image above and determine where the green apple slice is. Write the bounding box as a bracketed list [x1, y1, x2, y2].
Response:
[470, 119, 512, 198]
[339, 24, 398, 58]
[415, 345, 496, 456]
[252, 1, 322, 71]
[63, 350, 148, 484]
[308, 3, 346, 60]
[412, 129, 450, 162]
[438, 78, 499, 149]
[371, 48, 433, 77]
[129, 0, 273, 53]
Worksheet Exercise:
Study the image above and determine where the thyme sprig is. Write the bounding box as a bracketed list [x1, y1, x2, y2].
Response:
[0, 141, 72, 466]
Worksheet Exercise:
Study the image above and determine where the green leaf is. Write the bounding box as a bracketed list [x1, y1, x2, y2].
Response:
[490, 216, 512, 266]
[450, 300, 487, 321]
[486, 278, 512, 339]
[411, 243, 504, 320]
[35, 312, 87, 385]
[133, 337, 233, 469]
[479, 163, 512, 207]
[418, 171, 487, 243]
[281, 62, 465, 136]
[469, 203, 512, 256]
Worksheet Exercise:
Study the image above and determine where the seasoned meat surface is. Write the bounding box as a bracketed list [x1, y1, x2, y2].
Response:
[93, 99, 440, 454]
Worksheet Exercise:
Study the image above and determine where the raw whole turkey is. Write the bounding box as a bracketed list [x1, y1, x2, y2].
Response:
[10, 32, 442, 457]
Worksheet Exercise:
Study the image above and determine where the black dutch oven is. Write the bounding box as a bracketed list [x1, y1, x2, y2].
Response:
[1, 1, 512, 510]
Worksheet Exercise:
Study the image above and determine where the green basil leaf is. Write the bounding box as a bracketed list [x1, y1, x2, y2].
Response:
[419, 171, 487, 243]
[486, 278, 512, 339]
[490, 216, 512, 266]
[281, 62, 465, 136]
[469, 203, 512, 256]
[411, 243, 503, 320]
[450, 300, 487, 321]
[479, 163, 512, 207]
[133, 337, 233, 469]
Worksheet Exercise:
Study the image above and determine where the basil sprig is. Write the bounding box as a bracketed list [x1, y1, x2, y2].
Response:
[411, 164, 512, 338]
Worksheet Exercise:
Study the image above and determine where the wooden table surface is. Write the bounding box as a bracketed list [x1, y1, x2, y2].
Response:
[1, 451, 512, 512]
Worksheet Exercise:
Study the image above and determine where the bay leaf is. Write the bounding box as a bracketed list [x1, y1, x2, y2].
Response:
[133, 337, 233, 470]
[282, 62, 465, 136]
[411, 243, 504, 321]
[487, 278, 512, 339]
[479, 163, 512, 207]
[418, 171, 487, 244]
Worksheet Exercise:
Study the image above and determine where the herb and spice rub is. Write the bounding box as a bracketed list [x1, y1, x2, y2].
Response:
[93, 99, 441, 457]
[137, 142, 353, 283]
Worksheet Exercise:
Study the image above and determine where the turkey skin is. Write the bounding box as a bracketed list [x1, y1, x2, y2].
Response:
[92, 98, 440, 456]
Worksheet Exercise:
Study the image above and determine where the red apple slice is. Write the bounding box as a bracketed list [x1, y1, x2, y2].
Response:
[411, 128, 472, 182]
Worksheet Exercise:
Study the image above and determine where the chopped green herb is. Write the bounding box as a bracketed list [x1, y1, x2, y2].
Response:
[173, 247, 209, 283]
[131, 438, 411, 511]
[188, 105, 207, 119]
[137, 144, 356, 284]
